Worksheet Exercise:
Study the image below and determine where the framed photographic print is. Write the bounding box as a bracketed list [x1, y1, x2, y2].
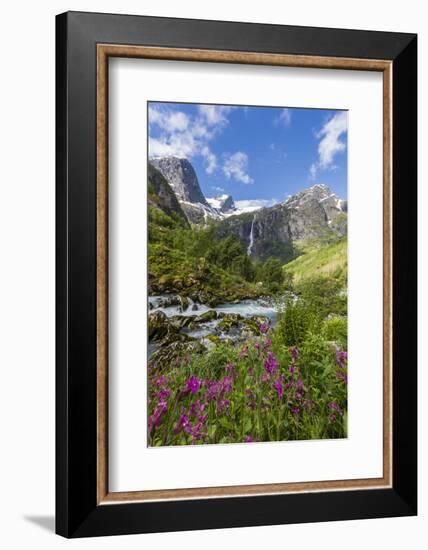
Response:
[56, 11, 417, 538]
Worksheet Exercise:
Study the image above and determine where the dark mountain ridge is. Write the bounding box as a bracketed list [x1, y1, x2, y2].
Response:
[216, 184, 347, 261]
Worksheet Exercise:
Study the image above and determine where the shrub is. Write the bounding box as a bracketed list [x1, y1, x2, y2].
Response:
[274, 296, 321, 348]
[322, 316, 348, 349]
[257, 257, 285, 291]
[297, 276, 347, 317]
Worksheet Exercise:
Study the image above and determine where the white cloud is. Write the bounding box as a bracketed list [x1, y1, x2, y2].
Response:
[275, 108, 292, 126]
[235, 198, 278, 214]
[148, 104, 234, 174]
[211, 186, 225, 193]
[148, 106, 189, 133]
[197, 105, 234, 126]
[149, 137, 176, 157]
[201, 146, 217, 174]
[167, 111, 189, 132]
[317, 111, 348, 169]
[149, 130, 196, 158]
[223, 152, 254, 184]
[308, 111, 348, 179]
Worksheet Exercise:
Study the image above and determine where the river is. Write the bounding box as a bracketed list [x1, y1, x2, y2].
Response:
[148, 294, 280, 355]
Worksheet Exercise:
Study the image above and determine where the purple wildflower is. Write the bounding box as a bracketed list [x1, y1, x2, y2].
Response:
[206, 380, 222, 401]
[328, 401, 342, 415]
[222, 376, 232, 393]
[262, 372, 271, 383]
[335, 348, 348, 368]
[155, 375, 165, 387]
[291, 406, 300, 416]
[244, 435, 254, 443]
[186, 375, 200, 394]
[290, 346, 299, 360]
[273, 378, 284, 400]
[218, 399, 230, 412]
[336, 369, 348, 385]
[264, 352, 278, 375]
[259, 323, 270, 334]
[158, 388, 171, 401]
[189, 400, 207, 416]
[177, 414, 191, 433]
[190, 414, 208, 442]
[263, 338, 273, 350]
[149, 400, 168, 432]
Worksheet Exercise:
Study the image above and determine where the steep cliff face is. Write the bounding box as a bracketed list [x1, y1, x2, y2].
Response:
[148, 163, 189, 227]
[217, 184, 347, 261]
[150, 156, 225, 223]
[150, 156, 209, 205]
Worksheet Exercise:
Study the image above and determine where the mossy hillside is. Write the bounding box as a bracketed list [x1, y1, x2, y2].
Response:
[148, 202, 265, 303]
[148, 241, 261, 304]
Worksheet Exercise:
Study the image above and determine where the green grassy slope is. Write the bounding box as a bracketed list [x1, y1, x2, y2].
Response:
[284, 237, 347, 283]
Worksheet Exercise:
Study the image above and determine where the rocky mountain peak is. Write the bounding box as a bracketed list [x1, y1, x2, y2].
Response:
[207, 194, 237, 215]
[284, 183, 347, 222]
[150, 156, 209, 206]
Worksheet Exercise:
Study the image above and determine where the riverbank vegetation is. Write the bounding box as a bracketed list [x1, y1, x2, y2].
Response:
[148, 291, 348, 445]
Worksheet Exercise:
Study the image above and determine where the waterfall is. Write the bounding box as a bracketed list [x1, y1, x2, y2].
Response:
[247, 216, 255, 256]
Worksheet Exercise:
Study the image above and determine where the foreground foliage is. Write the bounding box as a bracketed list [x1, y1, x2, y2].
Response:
[148, 299, 348, 446]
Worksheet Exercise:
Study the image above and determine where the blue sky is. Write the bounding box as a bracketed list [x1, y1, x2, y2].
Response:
[148, 102, 348, 208]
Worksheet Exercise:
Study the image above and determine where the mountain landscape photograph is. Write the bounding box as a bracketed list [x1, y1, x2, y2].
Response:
[147, 102, 348, 447]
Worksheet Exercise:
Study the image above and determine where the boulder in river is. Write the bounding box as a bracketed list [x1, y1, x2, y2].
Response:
[217, 313, 243, 332]
[179, 295, 189, 311]
[157, 295, 181, 308]
[196, 309, 218, 323]
[169, 315, 195, 329]
[148, 310, 177, 341]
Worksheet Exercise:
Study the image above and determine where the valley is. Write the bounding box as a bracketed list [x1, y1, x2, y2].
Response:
[147, 156, 348, 446]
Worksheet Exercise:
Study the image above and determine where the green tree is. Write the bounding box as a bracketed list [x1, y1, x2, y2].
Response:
[297, 276, 347, 317]
[258, 257, 284, 291]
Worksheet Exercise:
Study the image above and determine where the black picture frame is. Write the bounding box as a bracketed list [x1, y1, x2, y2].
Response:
[56, 11, 417, 538]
